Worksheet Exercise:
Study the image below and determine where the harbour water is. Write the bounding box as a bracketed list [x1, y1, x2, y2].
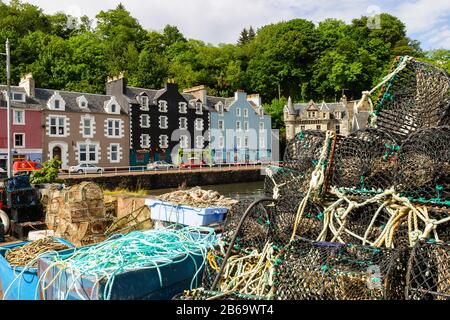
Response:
[146, 181, 265, 200]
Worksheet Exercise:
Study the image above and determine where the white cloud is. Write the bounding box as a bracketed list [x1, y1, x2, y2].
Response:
[13, 0, 450, 49]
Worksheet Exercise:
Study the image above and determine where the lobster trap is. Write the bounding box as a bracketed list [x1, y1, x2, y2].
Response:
[274, 239, 402, 300]
[406, 241, 450, 300]
[370, 56, 450, 139]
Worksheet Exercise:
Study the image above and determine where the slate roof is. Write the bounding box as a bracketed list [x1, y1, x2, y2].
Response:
[287, 101, 348, 119]
[0, 85, 41, 109]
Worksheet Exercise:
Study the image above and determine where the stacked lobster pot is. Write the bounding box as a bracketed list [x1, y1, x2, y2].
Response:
[178, 56, 450, 300]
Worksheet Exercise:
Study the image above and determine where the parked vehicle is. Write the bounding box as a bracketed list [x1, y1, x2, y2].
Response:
[180, 158, 207, 169]
[69, 163, 105, 174]
[147, 161, 176, 170]
[12, 161, 42, 175]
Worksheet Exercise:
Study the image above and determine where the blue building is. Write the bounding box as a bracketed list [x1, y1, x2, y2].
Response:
[182, 86, 273, 164]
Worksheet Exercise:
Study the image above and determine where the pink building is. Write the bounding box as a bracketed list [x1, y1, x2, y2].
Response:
[0, 77, 43, 168]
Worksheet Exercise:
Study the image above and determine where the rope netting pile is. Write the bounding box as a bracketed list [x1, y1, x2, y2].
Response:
[179, 56, 450, 300]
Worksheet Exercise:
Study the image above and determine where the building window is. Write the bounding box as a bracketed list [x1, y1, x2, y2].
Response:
[244, 121, 249, 131]
[83, 118, 93, 137]
[259, 122, 265, 132]
[159, 135, 168, 149]
[179, 102, 187, 114]
[260, 108, 264, 118]
[217, 104, 224, 115]
[79, 143, 97, 162]
[13, 110, 25, 125]
[141, 96, 149, 110]
[49, 116, 66, 136]
[140, 134, 150, 148]
[236, 137, 242, 148]
[110, 144, 120, 163]
[14, 133, 24, 148]
[159, 100, 168, 112]
[236, 108, 241, 117]
[54, 99, 60, 110]
[260, 135, 266, 148]
[236, 121, 241, 131]
[159, 116, 168, 129]
[219, 136, 224, 148]
[179, 117, 188, 130]
[243, 109, 248, 117]
[12, 92, 24, 102]
[140, 114, 150, 128]
[218, 120, 224, 130]
[244, 136, 249, 148]
[316, 125, 321, 130]
[195, 103, 203, 115]
[195, 118, 204, 131]
[180, 135, 189, 148]
[335, 124, 341, 135]
[322, 112, 326, 118]
[334, 111, 341, 119]
[196, 136, 204, 149]
[80, 101, 87, 108]
[111, 104, 117, 113]
[107, 119, 121, 137]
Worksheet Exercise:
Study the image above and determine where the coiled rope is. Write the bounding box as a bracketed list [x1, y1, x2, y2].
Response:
[36, 226, 216, 300]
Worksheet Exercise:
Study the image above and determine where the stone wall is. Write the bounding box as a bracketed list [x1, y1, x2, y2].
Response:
[63, 168, 264, 191]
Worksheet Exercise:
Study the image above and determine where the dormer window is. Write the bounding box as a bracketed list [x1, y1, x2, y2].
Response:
[195, 102, 203, 115]
[77, 96, 89, 109]
[217, 103, 224, 115]
[47, 91, 66, 111]
[140, 95, 149, 111]
[104, 96, 120, 114]
[159, 100, 168, 112]
[179, 102, 187, 114]
[11, 92, 25, 102]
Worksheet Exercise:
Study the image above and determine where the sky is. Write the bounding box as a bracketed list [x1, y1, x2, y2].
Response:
[16, 0, 450, 50]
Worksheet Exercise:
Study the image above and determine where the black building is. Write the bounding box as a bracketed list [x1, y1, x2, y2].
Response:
[106, 75, 210, 166]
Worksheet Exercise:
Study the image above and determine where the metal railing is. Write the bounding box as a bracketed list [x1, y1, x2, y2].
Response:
[61, 161, 284, 178]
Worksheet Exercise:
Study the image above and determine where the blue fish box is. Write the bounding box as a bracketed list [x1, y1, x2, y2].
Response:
[0, 238, 74, 300]
[145, 199, 227, 226]
[37, 244, 209, 300]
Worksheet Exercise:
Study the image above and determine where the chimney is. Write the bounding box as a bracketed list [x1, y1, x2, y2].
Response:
[19, 73, 35, 97]
[106, 72, 127, 96]
[165, 82, 179, 92]
[183, 85, 207, 103]
[235, 90, 247, 101]
[247, 93, 261, 107]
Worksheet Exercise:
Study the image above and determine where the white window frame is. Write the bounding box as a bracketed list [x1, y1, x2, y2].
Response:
[78, 143, 98, 163]
[195, 103, 203, 115]
[140, 114, 150, 128]
[159, 115, 168, 129]
[179, 117, 188, 130]
[335, 111, 341, 119]
[218, 136, 224, 148]
[243, 108, 248, 118]
[140, 96, 149, 111]
[196, 136, 204, 149]
[140, 134, 150, 148]
[109, 143, 120, 163]
[259, 122, 265, 132]
[180, 135, 189, 149]
[236, 121, 241, 131]
[47, 91, 66, 111]
[106, 119, 122, 138]
[49, 116, 67, 137]
[195, 118, 204, 131]
[244, 121, 249, 131]
[236, 136, 242, 148]
[11, 92, 25, 102]
[244, 136, 249, 148]
[236, 108, 241, 117]
[159, 135, 169, 149]
[81, 117, 94, 138]
[179, 102, 187, 114]
[217, 103, 224, 116]
[218, 120, 225, 130]
[13, 133, 25, 148]
[77, 96, 88, 109]
[159, 100, 168, 112]
[259, 135, 266, 148]
[13, 109, 25, 125]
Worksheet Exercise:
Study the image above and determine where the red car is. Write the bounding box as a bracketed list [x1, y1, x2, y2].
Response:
[180, 158, 207, 169]
[13, 160, 43, 175]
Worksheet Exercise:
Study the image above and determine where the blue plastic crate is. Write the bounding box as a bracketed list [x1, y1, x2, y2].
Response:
[0, 238, 74, 300]
[145, 199, 227, 226]
[37, 238, 212, 300]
